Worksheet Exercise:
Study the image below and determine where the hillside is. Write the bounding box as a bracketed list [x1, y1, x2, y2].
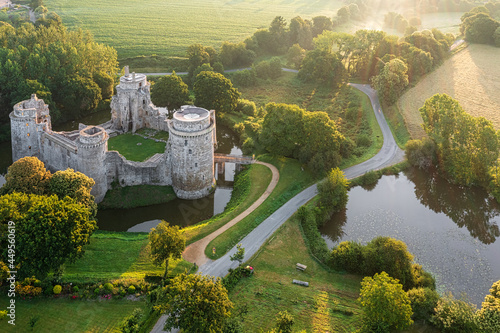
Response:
[398, 43, 500, 139]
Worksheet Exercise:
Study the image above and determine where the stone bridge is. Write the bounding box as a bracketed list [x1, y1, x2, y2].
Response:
[214, 153, 254, 176]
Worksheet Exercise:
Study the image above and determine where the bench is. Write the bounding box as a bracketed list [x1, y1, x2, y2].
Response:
[292, 279, 309, 287]
[296, 263, 307, 271]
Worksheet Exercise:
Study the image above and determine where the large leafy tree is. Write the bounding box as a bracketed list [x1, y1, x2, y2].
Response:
[372, 58, 409, 105]
[1, 156, 51, 195]
[149, 220, 185, 280]
[359, 271, 414, 332]
[193, 71, 240, 115]
[298, 48, 347, 88]
[150, 72, 189, 111]
[0, 193, 97, 279]
[156, 273, 233, 332]
[317, 167, 349, 213]
[420, 94, 500, 185]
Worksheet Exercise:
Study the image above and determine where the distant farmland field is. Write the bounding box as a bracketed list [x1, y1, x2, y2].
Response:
[398, 44, 500, 139]
[44, 0, 343, 58]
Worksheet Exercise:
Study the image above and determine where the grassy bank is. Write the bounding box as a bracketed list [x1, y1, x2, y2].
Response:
[206, 155, 316, 259]
[99, 185, 177, 209]
[384, 103, 412, 148]
[182, 163, 272, 244]
[63, 231, 192, 283]
[229, 216, 362, 332]
[0, 296, 147, 333]
[108, 133, 166, 162]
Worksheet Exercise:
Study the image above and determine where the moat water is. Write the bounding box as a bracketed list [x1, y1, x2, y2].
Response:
[0, 109, 243, 231]
[320, 167, 500, 306]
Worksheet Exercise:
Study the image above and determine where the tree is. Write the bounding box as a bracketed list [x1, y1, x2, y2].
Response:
[461, 12, 500, 45]
[150, 72, 189, 111]
[372, 58, 409, 105]
[431, 293, 478, 332]
[149, 221, 185, 280]
[193, 71, 240, 116]
[359, 272, 414, 332]
[1, 157, 51, 195]
[48, 168, 97, 217]
[317, 168, 349, 212]
[298, 48, 347, 87]
[286, 43, 305, 69]
[230, 243, 245, 266]
[0, 193, 97, 279]
[289, 16, 313, 50]
[312, 16, 333, 37]
[477, 281, 500, 332]
[156, 273, 233, 333]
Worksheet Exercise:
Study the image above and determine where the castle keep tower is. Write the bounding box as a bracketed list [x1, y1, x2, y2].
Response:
[110, 66, 152, 133]
[9, 94, 51, 162]
[77, 126, 109, 202]
[169, 106, 216, 199]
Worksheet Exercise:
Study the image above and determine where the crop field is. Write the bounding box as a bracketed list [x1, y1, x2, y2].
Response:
[398, 44, 500, 139]
[44, 0, 343, 58]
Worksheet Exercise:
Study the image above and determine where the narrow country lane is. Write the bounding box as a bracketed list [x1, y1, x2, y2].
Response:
[151, 84, 405, 333]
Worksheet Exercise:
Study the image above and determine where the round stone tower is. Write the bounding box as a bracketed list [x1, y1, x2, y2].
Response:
[110, 66, 151, 133]
[169, 106, 215, 199]
[9, 94, 51, 162]
[77, 125, 109, 202]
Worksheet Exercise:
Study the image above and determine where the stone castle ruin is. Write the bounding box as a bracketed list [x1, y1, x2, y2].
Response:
[10, 68, 216, 202]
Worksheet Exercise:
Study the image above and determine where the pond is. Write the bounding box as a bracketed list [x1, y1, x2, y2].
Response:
[320, 167, 500, 306]
[0, 109, 243, 232]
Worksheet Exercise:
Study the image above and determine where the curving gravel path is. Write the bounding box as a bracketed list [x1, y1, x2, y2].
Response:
[151, 83, 405, 333]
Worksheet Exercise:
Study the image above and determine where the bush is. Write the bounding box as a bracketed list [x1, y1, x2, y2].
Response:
[104, 282, 114, 292]
[53, 285, 62, 295]
[128, 285, 136, 294]
[231, 69, 257, 87]
[412, 263, 436, 289]
[431, 293, 478, 332]
[297, 206, 329, 263]
[405, 138, 437, 169]
[235, 99, 257, 116]
[72, 285, 79, 293]
[119, 308, 144, 333]
[329, 241, 364, 274]
[476, 307, 500, 332]
[407, 287, 440, 321]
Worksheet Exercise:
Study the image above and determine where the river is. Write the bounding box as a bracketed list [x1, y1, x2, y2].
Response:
[320, 167, 500, 306]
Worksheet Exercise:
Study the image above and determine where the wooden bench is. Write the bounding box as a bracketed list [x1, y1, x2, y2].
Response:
[296, 263, 307, 271]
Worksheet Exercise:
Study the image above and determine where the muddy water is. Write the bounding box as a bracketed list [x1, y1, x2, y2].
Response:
[320, 167, 500, 305]
[0, 110, 243, 231]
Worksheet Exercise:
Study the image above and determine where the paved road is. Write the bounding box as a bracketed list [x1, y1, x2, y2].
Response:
[140, 68, 298, 76]
[151, 83, 404, 332]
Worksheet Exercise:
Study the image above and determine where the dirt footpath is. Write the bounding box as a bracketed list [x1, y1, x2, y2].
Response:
[182, 161, 279, 266]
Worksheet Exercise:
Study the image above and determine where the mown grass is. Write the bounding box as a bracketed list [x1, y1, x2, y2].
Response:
[107, 133, 166, 162]
[99, 185, 176, 209]
[0, 296, 147, 333]
[63, 231, 192, 283]
[182, 163, 272, 244]
[206, 155, 316, 259]
[45, 0, 343, 59]
[229, 216, 363, 332]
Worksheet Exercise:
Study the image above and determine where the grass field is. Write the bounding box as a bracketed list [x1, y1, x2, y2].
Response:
[398, 43, 500, 139]
[107, 133, 166, 161]
[229, 216, 363, 332]
[45, 0, 343, 59]
[0, 296, 147, 333]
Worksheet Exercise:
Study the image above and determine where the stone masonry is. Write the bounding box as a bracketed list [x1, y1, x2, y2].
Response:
[10, 69, 216, 202]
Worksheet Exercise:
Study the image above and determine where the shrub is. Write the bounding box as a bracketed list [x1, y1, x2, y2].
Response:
[53, 285, 62, 295]
[15, 284, 42, 297]
[235, 99, 257, 116]
[476, 307, 500, 332]
[275, 310, 294, 333]
[104, 282, 113, 292]
[412, 263, 436, 289]
[329, 241, 364, 274]
[0, 310, 7, 320]
[231, 69, 257, 87]
[407, 287, 440, 321]
[297, 206, 329, 263]
[431, 293, 478, 332]
[128, 285, 136, 294]
[405, 138, 437, 169]
[94, 287, 101, 296]
[119, 308, 144, 333]
[72, 285, 79, 293]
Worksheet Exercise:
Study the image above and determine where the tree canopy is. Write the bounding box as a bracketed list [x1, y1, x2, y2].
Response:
[156, 273, 232, 332]
[359, 271, 414, 332]
[193, 71, 240, 115]
[0, 193, 97, 279]
[1, 156, 51, 195]
[150, 72, 190, 111]
[149, 220, 185, 280]
[372, 58, 409, 105]
[317, 167, 349, 213]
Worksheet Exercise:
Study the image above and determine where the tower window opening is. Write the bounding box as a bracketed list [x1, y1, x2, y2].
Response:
[184, 140, 188, 146]
[28, 146, 31, 150]
[195, 163, 198, 167]
[189, 149, 192, 154]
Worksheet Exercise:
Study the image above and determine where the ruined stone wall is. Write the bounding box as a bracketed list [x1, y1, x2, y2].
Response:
[40, 132, 79, 172]
[105, 151, 171, 188]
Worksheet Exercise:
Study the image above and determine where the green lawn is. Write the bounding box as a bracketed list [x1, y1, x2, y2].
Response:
[229, 216, 363, 332]
[63, 231, 192, 283]
[206, 155, 316, 259]
[0, 296, 147, 333]
[107, 133, 166, 162]
[45, 0, 343, 59]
